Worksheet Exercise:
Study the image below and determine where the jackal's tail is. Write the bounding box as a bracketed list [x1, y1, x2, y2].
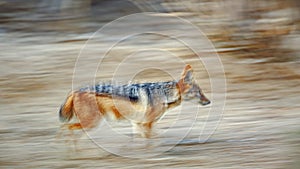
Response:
[59, 93, 74, 122]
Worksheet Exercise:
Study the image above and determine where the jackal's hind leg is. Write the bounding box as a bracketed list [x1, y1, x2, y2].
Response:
[57, 123, 83, 137]
[56, 123, 83, 150]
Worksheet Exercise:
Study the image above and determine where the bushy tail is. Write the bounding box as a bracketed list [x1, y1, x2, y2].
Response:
[59, 93, 74, 122]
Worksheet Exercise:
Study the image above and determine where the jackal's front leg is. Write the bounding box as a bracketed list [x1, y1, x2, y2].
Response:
[133, 122, 153, 138]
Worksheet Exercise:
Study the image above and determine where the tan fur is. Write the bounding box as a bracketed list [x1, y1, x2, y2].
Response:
[58, 64, 210, 138]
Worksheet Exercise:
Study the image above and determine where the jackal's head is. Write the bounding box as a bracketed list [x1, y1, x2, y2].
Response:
[178, 64, 211, 106]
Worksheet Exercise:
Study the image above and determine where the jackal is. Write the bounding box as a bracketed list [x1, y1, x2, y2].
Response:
[59, 64, 210, 138]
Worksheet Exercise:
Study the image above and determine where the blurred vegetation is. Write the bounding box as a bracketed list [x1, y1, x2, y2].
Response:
[0, 0, 299, 62]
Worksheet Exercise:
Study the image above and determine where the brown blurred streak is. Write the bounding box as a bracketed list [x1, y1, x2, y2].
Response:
[230, 63, 300, 83]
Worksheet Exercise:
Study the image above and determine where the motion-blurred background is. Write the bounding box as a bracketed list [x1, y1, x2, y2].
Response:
[0, 0, 299, 168]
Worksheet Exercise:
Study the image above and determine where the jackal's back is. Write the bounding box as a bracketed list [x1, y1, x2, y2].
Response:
[79, 81, 180, 106]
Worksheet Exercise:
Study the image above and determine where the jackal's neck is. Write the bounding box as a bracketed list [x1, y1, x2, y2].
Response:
[166, 93, 181, 109]
[162, 81, 181, 109]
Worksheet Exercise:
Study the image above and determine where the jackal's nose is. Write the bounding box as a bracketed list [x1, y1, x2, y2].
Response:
[200, 99, 211, 106]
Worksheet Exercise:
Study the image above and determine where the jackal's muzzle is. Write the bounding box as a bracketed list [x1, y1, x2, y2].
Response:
[199, 95, 211, 105]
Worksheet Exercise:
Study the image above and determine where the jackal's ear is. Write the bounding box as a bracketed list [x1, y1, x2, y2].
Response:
[181, 64, 194, 84]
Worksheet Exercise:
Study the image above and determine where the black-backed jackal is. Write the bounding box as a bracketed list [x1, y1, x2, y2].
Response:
[59, 64, 210, 138]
